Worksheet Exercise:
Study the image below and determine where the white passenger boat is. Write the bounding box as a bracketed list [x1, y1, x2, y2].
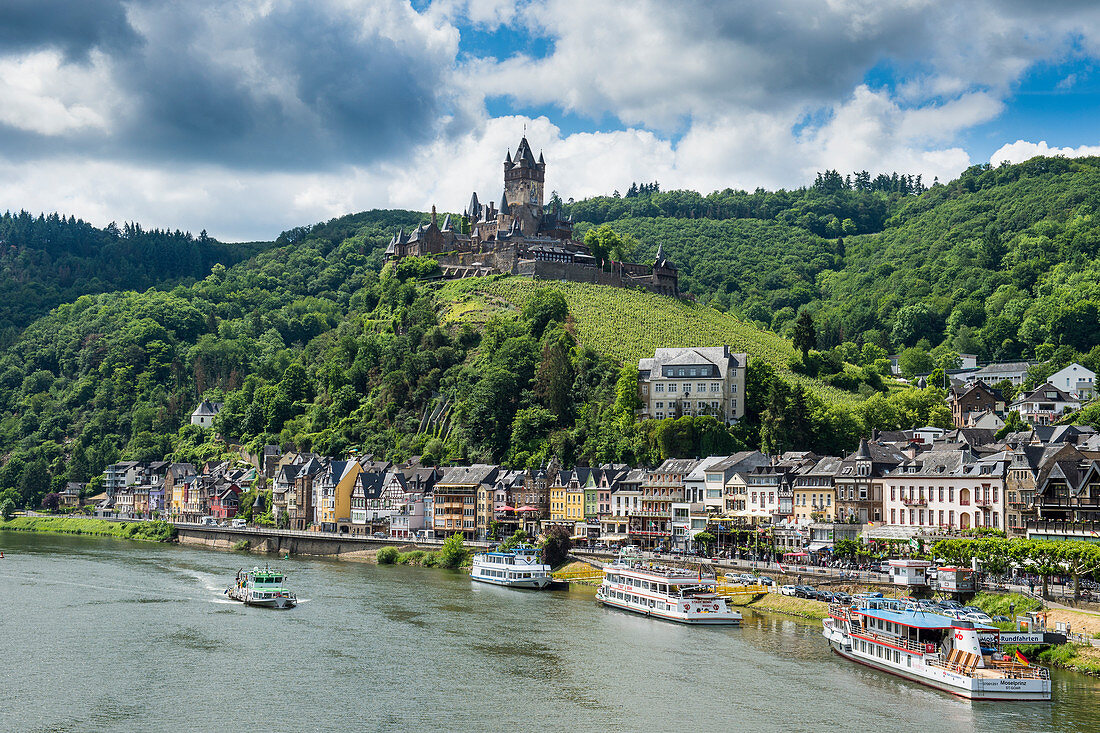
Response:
[225, 566, 297, 609]
[823, 596, 1050, 700]
[470, 546, 553, 589]
[595, 556, 741, 625]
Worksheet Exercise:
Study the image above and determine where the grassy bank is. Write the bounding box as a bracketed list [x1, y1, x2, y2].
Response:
[970, 591, 1043, 617]
[729, 592, 829, 620]
[0, 516, 177, 542]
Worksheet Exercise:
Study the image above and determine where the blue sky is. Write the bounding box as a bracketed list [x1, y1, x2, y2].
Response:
[2, 0, 1100, 240]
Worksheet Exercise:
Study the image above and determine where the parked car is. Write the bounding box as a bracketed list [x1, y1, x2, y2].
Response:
[756, 575, 775, 586]
[372, 532, 387, 538]
[199, 516, 217, 526]
[938, 599, 962, 609]
[780, 585, 798, 596]
[794, 585, 818, 599]
[833, 592, 852, 604]
[992, 615, 1011, 623]
[817, 591, 836, 602]
[963, 611, 993, 624]
[231, 518, 247, 528]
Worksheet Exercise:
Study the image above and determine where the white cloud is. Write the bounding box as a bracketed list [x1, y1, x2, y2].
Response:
[990, 140, 1100, 165]
[0, 50, 116, 135]
[5, 0, 1100, 239]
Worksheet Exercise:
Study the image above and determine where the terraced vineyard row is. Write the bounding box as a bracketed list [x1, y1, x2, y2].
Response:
[435, 276, 861, 405]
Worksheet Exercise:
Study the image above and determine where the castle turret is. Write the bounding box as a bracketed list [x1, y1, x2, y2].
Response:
[504, 135, 545, 209]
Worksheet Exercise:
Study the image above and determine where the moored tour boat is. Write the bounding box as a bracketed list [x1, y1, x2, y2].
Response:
[595, 555, 741, 625]
[225, 566, 297, 609]
[470, 546, 553, 589]
[823, 596, 1050, 700]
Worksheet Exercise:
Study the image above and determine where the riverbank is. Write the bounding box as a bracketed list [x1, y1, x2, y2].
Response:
[0, 516, 177, 542]
[730, 592, 829, 620]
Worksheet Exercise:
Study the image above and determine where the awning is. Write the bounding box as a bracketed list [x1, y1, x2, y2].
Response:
[599, 533, 629, 541]
[783, 552, 809, 558]
[495, 504, 515, 511]
[807, 542, 831, 552]
[516, 506, 539, 512]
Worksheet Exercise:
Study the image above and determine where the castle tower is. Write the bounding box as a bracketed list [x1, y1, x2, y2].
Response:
[504, 136, 545, 210]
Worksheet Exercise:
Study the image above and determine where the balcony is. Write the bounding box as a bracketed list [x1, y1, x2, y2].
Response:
[973, 498, 993, 507]
[901, 496, 927, 506]
[1008, 501, 1028, 509]
[628, 509, 671, 517]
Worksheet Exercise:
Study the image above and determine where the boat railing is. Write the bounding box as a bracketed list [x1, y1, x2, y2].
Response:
[925, 656, 1049, 680]
[852, 628, 933, 654]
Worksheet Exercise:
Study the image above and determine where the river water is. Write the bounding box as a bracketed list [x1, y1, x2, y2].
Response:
[2, 532, 1099, 733]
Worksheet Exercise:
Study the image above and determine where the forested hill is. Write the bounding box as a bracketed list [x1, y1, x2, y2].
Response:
[0, 211, 272, 347]
[566, 157, 1100, 370]
[3, 158, 1100, 511]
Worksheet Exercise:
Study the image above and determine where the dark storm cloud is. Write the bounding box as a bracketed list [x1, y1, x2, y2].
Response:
[0, 0, 460, 170]
[0, 0, 140, 60]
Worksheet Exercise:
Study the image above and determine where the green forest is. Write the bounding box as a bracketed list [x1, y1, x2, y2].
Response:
[0, 211, 269, 348]
[1, 156, 1099, 510]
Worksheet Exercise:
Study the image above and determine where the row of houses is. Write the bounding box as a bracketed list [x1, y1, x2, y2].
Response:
[947, 376, 1093, 430]
[96, 423, 1100, 555]
[98, 460, 257, 522]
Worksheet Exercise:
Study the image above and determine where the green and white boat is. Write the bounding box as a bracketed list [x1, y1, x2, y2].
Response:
[225, 566, 297, 609]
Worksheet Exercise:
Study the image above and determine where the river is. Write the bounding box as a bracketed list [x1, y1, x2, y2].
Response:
[2, 531, 1099, 733]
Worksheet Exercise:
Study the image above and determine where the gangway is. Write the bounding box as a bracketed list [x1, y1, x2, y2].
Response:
[713, 579, 767, 600]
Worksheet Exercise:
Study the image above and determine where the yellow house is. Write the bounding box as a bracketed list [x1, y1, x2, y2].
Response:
[792, 457, 840, 524]
[166, 463, 197, 520]
[549, 482, 567, 521]
[321, 460, 363, 527]
[566, 485, 585, 522]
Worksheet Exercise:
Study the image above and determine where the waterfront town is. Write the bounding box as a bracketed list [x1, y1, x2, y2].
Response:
[81, 348, 1100, 558]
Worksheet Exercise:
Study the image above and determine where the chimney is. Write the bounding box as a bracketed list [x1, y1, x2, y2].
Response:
[431, 205, 437, 226]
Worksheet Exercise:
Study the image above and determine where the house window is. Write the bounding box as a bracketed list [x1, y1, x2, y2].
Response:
[711, 383, 720, 392]
[938, 487, 944, 502]
[949, 510, 955, 526]
[891, 508, 896, 523]
[655, 384, 664, 393]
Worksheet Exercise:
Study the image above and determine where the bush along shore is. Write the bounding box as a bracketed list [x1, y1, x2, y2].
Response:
[0, 516, 177, 542]
[375, 533, 470, 570]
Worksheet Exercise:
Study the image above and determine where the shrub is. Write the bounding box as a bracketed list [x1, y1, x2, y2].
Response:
[231, 540, 251, 552]
[436, 533, 469, 569]
[397, 550, 426, 565]
[376, 546, 399, 564]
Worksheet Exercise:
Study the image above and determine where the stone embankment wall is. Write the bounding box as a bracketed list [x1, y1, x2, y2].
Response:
[175, 525, 487, 559]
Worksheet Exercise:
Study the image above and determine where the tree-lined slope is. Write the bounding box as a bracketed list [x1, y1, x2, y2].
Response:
[435, 276, 859, 405]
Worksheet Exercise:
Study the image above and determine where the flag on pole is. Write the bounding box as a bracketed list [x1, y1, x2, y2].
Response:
[1015, 649, 1029, 665]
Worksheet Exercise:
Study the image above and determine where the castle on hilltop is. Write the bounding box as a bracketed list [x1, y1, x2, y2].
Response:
[384, 136, 679, 297]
